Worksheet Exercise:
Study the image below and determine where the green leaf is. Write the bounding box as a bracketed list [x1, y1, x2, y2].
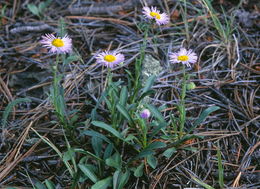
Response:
[138, 90, 155, 101]
[147, 154, 157, 169]
[134, 150, 154, 160]
[142, 75, 156, 94]
[34, 181, 47, 189]
[105, 152, 122, 170]
[78, 164, 98, 183]
[134, 162, 144, 177]
[117, 170, 130, 189]
[217, 146, 224, 188]
[163, 147, 177, 158]
[145, 141, 166, 151]
[182, 147, 198, 152]
[27, 4, 40, 17]
[190, 175, 215, 189]
[113, 170, 130, 189]
[64, 55, 80, 65]
[91, 177, 112, 189]
[81, 130, 114, 146]
[146, 104, 165, 122]
[63, 148, 75, 161]
[190, 106, 220, 132]
[38, 2, 46, 13]
[70, 114, 79, 124]
[119, 86, 128, 106]
[103, 143, 113, 160]
[104, 96, 112, 110]
[92, 137, 103, 157]
[113, 170, 120, 189]
[44, 180, 55, 189]
[150, 122, 167, 139]
[124, 134, 138, 142]
[116, 104, 132, 123]
[1, 98, 31, 128]
[74, 148, 103, 161]
[38, 0, 52, 12]
[92, 121, 123, 140]
[134, 141, 166, 160]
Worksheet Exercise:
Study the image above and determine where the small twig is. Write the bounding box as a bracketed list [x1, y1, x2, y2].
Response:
[68, 0, 156, 15]
[10, 23, 55, 34]
[66, 15, 133, 26]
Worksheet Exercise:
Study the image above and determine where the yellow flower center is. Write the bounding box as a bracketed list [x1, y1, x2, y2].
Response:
[150, 12, 161, 19]
[104, 55, 116, 62]
[52, 39, 64, 47]
[177, 55, 189, 62]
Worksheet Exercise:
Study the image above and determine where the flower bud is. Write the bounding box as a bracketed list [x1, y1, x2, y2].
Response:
[140, 109, 151, 119]
[186, 82, 196, 90]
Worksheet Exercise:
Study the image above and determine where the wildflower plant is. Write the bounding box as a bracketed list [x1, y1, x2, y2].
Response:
[169, 47, 198, 138]
[29, 5, 222, 189]
[168, 47, 220, 141]
[40, 33, 73, 131]
[39, 20, 79, 138]
[129, 6, 169, 105]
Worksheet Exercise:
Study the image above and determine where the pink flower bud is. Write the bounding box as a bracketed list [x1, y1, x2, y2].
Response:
[140, 109, 151, 119]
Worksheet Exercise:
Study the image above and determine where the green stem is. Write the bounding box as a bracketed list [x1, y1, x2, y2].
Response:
[140, 119, 147, 148]
[131, 24, 149, 104]
[106, 69, 116, 129]
[179, 64, 187, 138]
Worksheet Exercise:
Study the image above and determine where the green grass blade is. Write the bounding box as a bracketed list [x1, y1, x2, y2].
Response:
[1, 98, 31, 128]
[119, 86, 128, 106]
[217, 145, 224, 188]
[190, 175, 215, 189]
[189, 106, 220, 133]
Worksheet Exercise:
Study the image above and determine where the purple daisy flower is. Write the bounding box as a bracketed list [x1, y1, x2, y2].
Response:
[142, 6, 170, 25]
[140, 109, 151, 119]
[169, 48, 198, 67]
[40, 34, 72, 54]
[95, 50, 125, 68]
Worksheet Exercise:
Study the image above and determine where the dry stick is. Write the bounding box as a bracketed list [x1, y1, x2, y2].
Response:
[0, 139, 41, 183]
[12, 0, 18, 20]
[0, 121, 33, 166]
[68, 0, 156, 14]
[0, 121, 33, 181]
[66, 15, 133, 26]
[64, 63, 98, 96]
[10, 24, 55, 34]
[0, 76, 15, 120]
[0, 122, 59, 182]
[17, 81, 52, 95]
[232, 141, 260, 187]
[0, 76, 13, 103]
[151, 150, 202, 189]
[232, 171, 242, 188]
